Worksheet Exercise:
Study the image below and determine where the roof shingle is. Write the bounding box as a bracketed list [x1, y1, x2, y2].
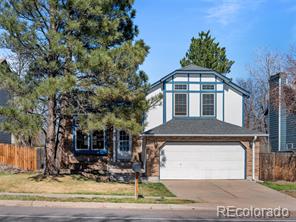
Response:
[144, 118, 267, 137]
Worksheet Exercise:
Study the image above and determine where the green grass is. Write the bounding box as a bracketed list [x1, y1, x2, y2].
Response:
[139, 183, 175, 197]
[0, 195, 194, 204]
[263, 181, 296, 191]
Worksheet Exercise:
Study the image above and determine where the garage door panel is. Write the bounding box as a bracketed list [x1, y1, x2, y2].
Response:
[160, 142, 245, 180]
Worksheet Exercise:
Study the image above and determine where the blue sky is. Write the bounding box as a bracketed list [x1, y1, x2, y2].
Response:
[1, 1, 295, 84]
[134, 0, 296, 83]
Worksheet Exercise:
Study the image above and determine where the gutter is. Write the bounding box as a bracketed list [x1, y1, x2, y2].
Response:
[252, 136, 258, 181]
[141, 134, 268, 137]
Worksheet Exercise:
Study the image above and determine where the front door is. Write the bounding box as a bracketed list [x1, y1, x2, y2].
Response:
[117, 130, 132, 160]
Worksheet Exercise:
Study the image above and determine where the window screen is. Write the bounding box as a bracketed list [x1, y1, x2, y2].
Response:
[92, 130, 105, 150]
[119, 131, 130, 151]
[175, 94, 187, 116]
[174, 84, 187, 90]
[202, 94, 215, 116]
[202, 84, 215, 90]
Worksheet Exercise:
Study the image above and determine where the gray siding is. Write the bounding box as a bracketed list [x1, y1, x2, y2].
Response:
[286, 114, 296, 148]
[269, 73, 296, 151]
[269, 77, 279, 152]
[0, 89, 11, 144]
[269, 105, 279, 152]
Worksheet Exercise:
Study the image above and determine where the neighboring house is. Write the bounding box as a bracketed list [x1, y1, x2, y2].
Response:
[70, 64, 267, 181]
[269, 72, 296, 152]
[0, 59, 12, 144]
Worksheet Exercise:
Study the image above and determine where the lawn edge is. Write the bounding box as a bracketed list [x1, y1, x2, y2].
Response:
[0, 194, 195, 205]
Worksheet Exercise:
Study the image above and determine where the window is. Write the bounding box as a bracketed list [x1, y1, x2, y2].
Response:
[202, 94, 215, 116]
[76, 129, 89, 150]
[91, 130, 105, 150]
[202, 84, 215, 90]
[174, 93, 187, 116]
[75, 128, 106, 151]
[119, 130, 130, 151]
[174, 84, 187, 90]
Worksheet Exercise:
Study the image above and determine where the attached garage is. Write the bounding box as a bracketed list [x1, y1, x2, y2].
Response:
[144, 119, 267, 181]
[159, 142, 246, 180]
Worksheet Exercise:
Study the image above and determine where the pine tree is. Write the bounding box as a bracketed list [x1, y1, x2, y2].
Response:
[0, 0, 150, 175]
[180, 30, 234, 74]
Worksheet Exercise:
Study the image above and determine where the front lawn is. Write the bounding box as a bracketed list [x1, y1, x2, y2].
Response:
[0, 173, 174, 197]
[263, 181, 296, 198]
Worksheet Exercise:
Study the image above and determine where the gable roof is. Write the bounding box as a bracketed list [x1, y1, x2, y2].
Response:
[150, 64, 250, 97]
[144, 118, 267, 137]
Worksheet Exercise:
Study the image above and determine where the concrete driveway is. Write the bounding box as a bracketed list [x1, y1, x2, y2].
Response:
[162, 180, 296, 210]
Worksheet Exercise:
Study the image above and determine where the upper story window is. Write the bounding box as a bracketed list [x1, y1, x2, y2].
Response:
[202, 84, 215, 90]
[202, 93, 215, 116]
[174, 93, 187, 116]
[174, 84, 188, 90]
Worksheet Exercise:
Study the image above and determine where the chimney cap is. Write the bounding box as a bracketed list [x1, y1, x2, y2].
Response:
[269, 72, 287, 81]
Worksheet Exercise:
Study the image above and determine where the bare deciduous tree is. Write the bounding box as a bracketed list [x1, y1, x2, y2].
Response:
[238, 49, 284, 135]
[268, 47, 296, 116]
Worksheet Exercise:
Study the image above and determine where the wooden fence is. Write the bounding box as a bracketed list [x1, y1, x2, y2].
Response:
[0, 144, 44, 171]
[259, 152, 296, 181]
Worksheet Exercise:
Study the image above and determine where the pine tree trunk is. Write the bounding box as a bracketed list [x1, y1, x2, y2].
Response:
[55, 95, 69, 171]
[44, 96, 58, 175]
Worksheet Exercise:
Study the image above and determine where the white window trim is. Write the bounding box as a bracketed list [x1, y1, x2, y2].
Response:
[117, 130, 132, 152]
[201, 93, 215, 117]
[91, 130, 106, 150]
[174, 93, 188, 117]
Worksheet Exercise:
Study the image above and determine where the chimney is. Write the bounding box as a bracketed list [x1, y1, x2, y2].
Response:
[269, 72, 287, 151]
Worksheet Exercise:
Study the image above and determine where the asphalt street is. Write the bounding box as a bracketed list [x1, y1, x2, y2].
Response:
[0, 206, 296, 222]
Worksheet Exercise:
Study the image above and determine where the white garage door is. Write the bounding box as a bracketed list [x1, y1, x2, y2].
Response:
[160, 142, 245, 180]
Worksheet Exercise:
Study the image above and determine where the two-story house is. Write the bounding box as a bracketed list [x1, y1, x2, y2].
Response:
[141, 64, 267, 181]
[3, 63, 264, 181]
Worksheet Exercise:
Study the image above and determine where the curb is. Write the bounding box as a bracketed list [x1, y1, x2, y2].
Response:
[0, 200, 214, 211]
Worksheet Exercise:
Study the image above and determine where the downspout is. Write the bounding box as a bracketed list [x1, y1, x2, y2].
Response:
[141, 135, 146, 173]
[252, 136, 258, 181]
[278, 77, 281, 151]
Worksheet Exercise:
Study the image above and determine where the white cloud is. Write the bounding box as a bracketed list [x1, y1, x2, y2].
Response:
[205, 0, 264, 26]
[206, 1, 240, 25]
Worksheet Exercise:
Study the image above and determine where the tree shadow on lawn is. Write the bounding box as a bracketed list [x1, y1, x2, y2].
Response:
[28, 174, 65, 182]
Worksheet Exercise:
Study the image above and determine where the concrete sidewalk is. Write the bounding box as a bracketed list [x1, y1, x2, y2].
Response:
[0, 200, 211, 211]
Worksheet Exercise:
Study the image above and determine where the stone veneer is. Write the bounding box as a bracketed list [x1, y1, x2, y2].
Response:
[143, 136, 263, 181]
